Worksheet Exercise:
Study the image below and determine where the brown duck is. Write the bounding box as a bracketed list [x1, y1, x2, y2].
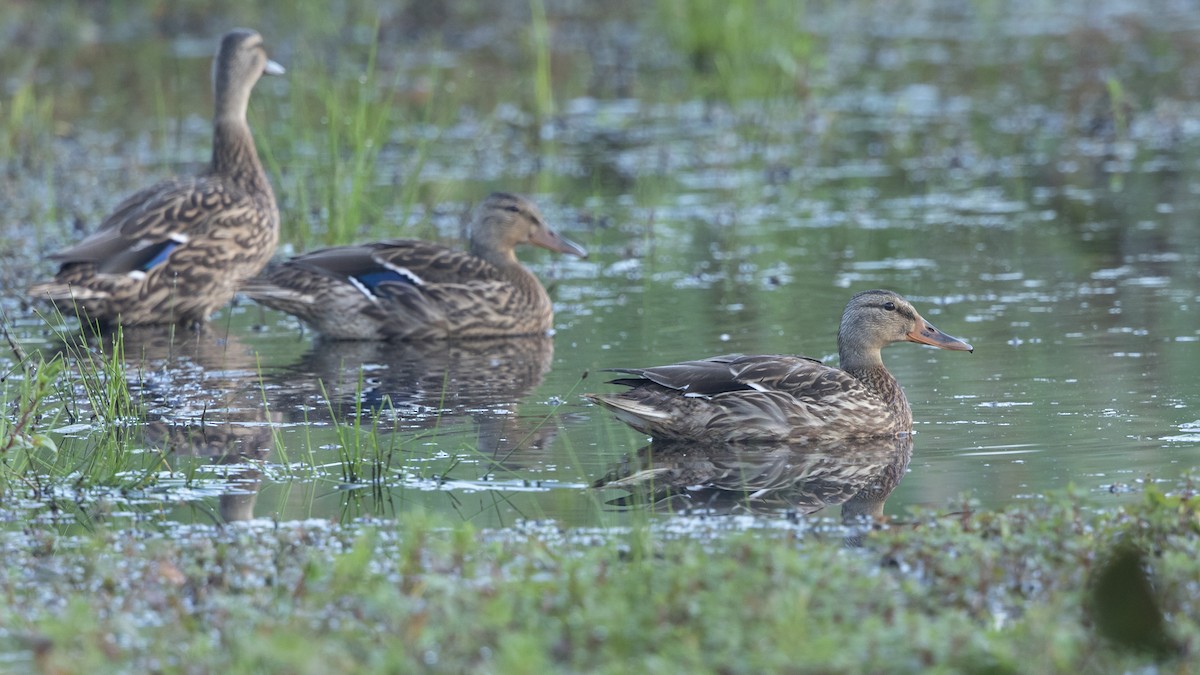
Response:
[241, 192, 587, 340]
[587, 289, 973, 442]
[28, 29, 283, 327]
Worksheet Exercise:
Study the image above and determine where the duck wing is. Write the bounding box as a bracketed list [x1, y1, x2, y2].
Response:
[595, 354, 893, 442]
[284, 239, 503, 291]
[371, 240, 503, 285]
[252, 239, 531, 339]
[50, 176, 257, 276]
[607, 353, 845, 398]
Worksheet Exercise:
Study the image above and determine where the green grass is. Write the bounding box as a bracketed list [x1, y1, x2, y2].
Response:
[653, 0, 825, 102]
[528, 0, 556, 121]
[256, 18, 402, 249]
[257, 26, 475, 250]
[0, 75, 56, 167]
[0, 326, 180, 501]
[2, 480, 1198, 672]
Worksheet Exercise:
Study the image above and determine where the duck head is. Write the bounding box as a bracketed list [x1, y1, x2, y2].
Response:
[213, 29, 284, 121]
[470, 192, 589, 261]
[838, 289, 973, 369]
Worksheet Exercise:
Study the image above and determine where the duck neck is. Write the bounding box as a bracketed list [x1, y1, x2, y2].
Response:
[210, 105, 273, 198]
[838, 342, 911, 426]
[470, 242, 549, 302]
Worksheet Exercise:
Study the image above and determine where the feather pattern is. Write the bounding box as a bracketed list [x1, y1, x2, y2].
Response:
[242, 192, 588, 340]
[587, 290, 973, 442]
[28, 29, 283, 327]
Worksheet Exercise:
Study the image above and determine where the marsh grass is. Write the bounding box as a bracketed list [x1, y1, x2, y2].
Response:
[256, 19, 461, 250]
[653, 0, 824, 102]
[0, 76, 56, 169]
[528, 0, 556, 121]
[0, 354, 112, 502]
[0, 349, 63, 461]
[321, 378, 401, 491]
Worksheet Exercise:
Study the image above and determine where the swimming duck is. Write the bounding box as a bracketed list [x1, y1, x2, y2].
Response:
[28, 29, 283, 327]
[586, 289, 973, 442]
[241, 192, 588, 340]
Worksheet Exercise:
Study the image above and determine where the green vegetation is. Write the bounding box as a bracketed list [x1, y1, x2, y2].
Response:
[0, 482, 1196, 672]
[0, 330, 175, 499]
[0, 76, 55, 167]
[654, 0, 824, 101]
[528, 0, 556, 120]
[260, 16, 435, 249]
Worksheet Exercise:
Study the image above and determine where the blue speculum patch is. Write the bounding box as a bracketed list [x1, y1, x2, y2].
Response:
[353, 269, 415, 291]
[140, 240, 181, 271]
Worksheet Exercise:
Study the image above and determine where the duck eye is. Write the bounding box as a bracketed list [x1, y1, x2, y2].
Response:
[883, 302, 896, 311]
[502, 205, 521, 214]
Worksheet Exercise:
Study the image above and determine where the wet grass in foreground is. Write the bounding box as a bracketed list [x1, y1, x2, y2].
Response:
[2, 479, 1198, 672]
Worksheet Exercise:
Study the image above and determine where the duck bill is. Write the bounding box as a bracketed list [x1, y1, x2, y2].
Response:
[531, 228, 588, 258]
[907, 318, 973, 352]
[264, 59, 286, 76]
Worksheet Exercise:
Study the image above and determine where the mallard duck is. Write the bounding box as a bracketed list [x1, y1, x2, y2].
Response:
[241, 192, 588, 340]
[587, 289, 973, 442]
[28, 29, 283, 327]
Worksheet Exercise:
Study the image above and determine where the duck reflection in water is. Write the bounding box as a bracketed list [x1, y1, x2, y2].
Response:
[266, 335, 561, 453]
[594, 435, 913, 525]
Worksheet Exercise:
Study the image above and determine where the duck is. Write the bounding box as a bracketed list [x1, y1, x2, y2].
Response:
[28, 29, 283, 328]
[241, 192, 588, 340]
[586, 289, 973, 442]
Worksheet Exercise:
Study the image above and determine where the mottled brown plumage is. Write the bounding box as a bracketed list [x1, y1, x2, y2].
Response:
[242, 193, 588, 340]
[28, 29, 283, 327]
[587, 290, 973, 442]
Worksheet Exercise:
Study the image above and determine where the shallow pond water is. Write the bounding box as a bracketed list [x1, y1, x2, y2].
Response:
[3, 1, 1200, 529]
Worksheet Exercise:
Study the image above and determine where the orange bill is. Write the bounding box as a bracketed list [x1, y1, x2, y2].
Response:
[906, 317, 973, 352]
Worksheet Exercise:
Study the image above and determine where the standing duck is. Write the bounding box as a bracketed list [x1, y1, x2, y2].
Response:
[29, 29, 283, 327]
[241, 192, 588, 340]
[586, 289, 973, 442]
